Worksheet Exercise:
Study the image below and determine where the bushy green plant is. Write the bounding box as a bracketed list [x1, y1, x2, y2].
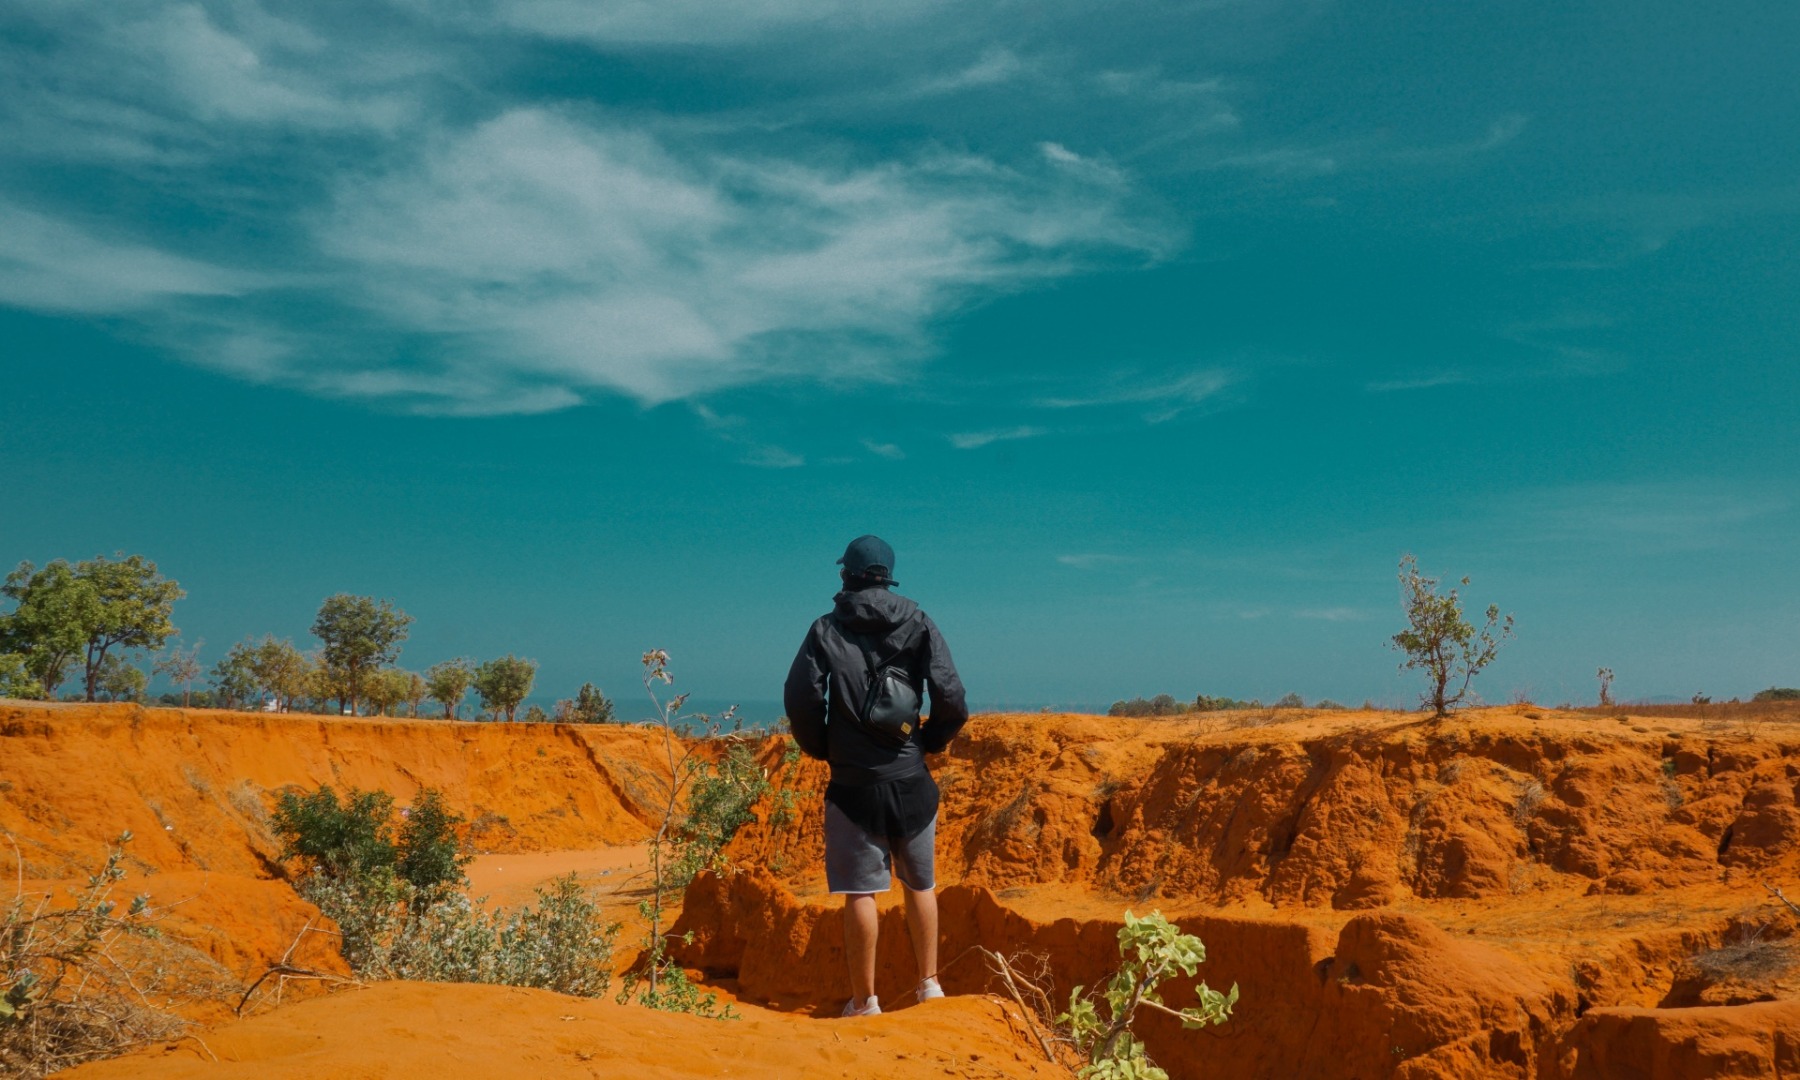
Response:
[1110, 693, 1261, 717]
[300, 872, 618, 995]
[272, 784, 468, 896]
[1754, 687, 1800, 702]
[1193, 694, 1258, 712]
[272, 786, 398, 879]
[93, 654, 146, 702]
[395, 789, 472, 896]
[1058, 911, 1238, 1080]
[669, 742, 770, 891]
[0, 653, 43, 699]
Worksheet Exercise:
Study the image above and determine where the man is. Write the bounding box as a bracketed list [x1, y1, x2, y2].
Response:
[784, 535, 969, 1018]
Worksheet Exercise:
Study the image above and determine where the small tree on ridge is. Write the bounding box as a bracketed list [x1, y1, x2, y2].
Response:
[312, 594, 412, 716]
[1391, 554, 1514, 718]
[425, 659, 474, 719]
[473, 655, 536, 722]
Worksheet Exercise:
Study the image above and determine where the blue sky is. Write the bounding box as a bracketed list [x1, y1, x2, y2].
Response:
[3, 0, 1798, 713]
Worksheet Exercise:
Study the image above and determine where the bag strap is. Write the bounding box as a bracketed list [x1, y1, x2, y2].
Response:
[842, 625, 911, 724]
[850, 630, 888, 721]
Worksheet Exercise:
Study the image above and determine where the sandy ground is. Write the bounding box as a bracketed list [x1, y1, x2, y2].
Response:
[65, 981, 1065, 1080]
[465, 846, 647, 914]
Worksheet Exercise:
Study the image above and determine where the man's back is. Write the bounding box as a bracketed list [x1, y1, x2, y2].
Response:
[783, 582, 967, 779]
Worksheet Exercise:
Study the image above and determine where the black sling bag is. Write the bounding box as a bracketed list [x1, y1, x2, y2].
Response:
[847, 631, 922, 750]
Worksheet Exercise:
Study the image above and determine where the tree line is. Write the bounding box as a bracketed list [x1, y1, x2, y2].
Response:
[0, 553, 614, 723]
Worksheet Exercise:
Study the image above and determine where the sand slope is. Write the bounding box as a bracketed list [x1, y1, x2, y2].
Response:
[63, 981, 1064, 1080]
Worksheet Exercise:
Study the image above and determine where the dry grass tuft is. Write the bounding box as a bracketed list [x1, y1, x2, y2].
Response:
[1, 834, 197, 1079]
[1513, 778, 1546, 828]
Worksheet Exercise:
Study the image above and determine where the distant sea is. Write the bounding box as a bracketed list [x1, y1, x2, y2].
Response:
[515, 695, 1114, 730]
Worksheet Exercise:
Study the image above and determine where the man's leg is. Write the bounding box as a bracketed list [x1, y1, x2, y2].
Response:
[843, 893, 879, 1004]
[902, 884, 938, 984]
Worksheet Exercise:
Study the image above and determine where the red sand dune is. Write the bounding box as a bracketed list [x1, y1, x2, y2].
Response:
[5, 700, 1800, 1078]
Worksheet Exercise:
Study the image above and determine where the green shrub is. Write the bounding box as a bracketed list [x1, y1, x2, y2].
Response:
[0, 653, 41, 699]
[272, 786, 397, 878]
[273, 785, 469, 894]
[1754, 688, 1800, 702]
[395, 789, 472, 895]
[300, 871, 618, 995]
[669, 742, 770, 892]
[1059, 911, 1238, 1080]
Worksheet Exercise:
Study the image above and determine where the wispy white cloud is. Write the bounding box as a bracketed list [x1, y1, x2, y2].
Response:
[1295, 607, 1365, 622]
[0, 200, 258, 313]
[1502, 482, 1791, 552]
[275, 108, 1169, 410]
[1204, 114, 1528, 179]
[861, 439, 905, 460]
[949, 425, 1046, 450]
[1386, 114, 1528, 165]
[914, 47, 1028, 96]
[471, 0, 946, 45]
[1365, 371, 1478, 393]
[1056, 553, 1129, 569]
[0, 0, 424, 167]
[1037, 367, 1231, 421]
[690, 403, 807, 467]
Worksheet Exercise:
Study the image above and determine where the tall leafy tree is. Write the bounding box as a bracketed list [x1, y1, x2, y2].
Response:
[473, 655, 536, 722]
[0, 560, 100, 698]
[311, 594, 412, 716]
[425, 659, 474, 720]
[74, 554, 183, 701]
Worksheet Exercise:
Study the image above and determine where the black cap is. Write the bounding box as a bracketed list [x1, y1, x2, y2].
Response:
[837, 535, 897, 585]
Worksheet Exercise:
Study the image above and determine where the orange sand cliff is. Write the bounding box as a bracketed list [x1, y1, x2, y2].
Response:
[6, 700, 1800, 1078]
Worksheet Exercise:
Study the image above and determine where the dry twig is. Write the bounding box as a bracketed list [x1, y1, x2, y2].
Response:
[235, 920, 361, 1016]
[975, 947, 1059, 1064]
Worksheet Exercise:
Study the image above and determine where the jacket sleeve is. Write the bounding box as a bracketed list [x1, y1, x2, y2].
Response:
[783, 621, 830, 761]
[916, 614, 968, 754]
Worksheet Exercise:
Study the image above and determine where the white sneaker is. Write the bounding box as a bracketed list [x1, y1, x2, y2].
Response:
[916, 977, 945, 1003]
[841, 995, 881, 1017]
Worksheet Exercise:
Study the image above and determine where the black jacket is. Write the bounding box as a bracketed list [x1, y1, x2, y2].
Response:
[783, 585, 968, 784]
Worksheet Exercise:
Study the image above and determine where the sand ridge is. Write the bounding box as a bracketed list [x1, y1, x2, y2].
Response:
[9, 700, 1800, 1077]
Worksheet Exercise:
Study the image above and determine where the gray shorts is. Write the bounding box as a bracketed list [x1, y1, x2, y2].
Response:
[824, 801, 937, 894]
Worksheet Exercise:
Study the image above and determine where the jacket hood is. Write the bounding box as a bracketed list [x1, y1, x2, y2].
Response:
[831, 586, 920, 636]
